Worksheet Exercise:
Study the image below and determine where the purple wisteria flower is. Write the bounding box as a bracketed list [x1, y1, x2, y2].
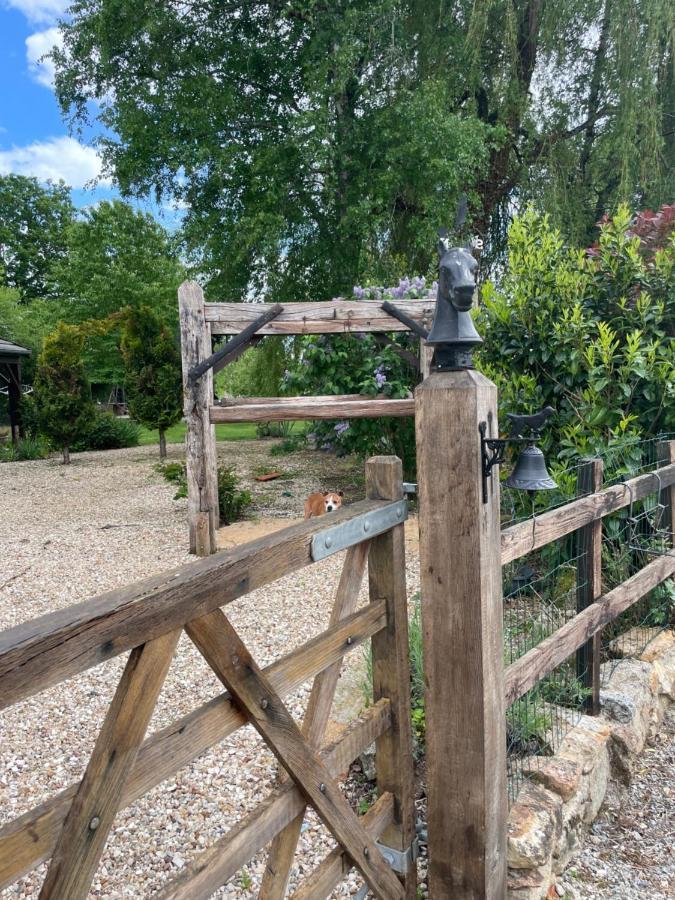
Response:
[302, 358, 312, 366]
[353, 285, 366, 300]
[374, 364, 387, 388]
[334, 421, 350, 435]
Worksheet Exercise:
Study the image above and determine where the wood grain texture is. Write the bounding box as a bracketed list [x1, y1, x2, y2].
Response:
[204, 299, 435, 335]
[575, 459, 604, 715]
[38, 629, 180, 900]
[501, 462, 675, 565]
[210, 396, 415, 423]
[187, 608, 405, 899]
[415, 371, 507, 899]
[366, 456, 417, 899]
[0, 602, 386, 891]
[179, 281, 219, 554]
[289, 792, 396, 900]
[0, 498, 389, 711]
[657, 442, 675, 547]
[259, 541, 370, 900]
[157, 701, 392, 900]
[505, 552, 675, 706]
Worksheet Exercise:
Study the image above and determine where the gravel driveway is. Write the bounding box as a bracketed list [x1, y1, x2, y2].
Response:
[0, 442, 419, 899]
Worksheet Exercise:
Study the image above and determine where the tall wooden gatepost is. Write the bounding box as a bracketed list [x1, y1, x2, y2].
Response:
[416, 368, 507, 898]
[179, 281, 219, 556]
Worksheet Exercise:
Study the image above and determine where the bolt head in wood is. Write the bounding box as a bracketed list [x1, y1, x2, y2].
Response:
[260, 698, 269, 710]
[89, 816, 100, 831]
[319, 782, 326, 793]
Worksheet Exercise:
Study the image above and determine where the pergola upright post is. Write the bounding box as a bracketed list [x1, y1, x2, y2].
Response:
[179, 281, 219, 556]
[415, 368, 507, 898]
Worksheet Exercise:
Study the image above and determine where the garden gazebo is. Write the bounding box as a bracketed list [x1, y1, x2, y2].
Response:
[0, 338, 30, 446]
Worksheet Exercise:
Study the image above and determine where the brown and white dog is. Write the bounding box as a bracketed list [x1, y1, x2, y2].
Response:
[304, 490, 344, 519]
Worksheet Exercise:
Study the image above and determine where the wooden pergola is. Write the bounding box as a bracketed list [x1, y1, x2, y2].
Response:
[0, 338, 30, 447]
[178, 282, 435, 555]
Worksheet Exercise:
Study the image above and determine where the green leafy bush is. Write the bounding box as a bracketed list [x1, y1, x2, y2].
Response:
[217, 466, 252, 525]
[157, 462, 252, 524]
[477, 205, 674, 467]
[32, 322, 95, 464]
[71, 412, 141, 451]
[0, 436, 50, 462]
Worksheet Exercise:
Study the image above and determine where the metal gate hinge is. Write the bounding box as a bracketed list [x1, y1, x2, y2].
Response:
[375, 835, 419, 874]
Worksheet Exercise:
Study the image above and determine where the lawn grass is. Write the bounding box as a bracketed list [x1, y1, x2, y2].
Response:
[137, 420, 306, 446]
[137, 421, 259, 445]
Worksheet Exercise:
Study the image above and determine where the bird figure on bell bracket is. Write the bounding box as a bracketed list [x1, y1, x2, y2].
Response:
[426, 200, 482, 370]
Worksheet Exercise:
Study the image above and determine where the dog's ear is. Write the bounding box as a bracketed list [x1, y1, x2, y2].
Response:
[322, 491, 329, 497]
[337, 490, 344, 497]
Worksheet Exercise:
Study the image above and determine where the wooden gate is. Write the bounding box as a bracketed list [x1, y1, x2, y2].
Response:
[0, 457, 416, 899]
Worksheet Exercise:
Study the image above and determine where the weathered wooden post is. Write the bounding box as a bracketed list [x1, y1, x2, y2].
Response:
[178, 281, 219, 555]
[657, 440, 675, 549]
[415, 238, 507, 897]
[575, 458, 604, 714]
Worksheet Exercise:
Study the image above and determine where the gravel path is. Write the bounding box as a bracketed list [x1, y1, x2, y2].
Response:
[560, 704, 675, 900]
[0, 442, 419, 899]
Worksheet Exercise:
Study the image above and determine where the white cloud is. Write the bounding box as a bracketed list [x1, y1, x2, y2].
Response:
[26, 26, 63, 88]
[0, 136, 111, 188]
[4, 0, 70, 25]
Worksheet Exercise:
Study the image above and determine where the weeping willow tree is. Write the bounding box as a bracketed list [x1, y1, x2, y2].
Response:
[53, 0, 673, 290]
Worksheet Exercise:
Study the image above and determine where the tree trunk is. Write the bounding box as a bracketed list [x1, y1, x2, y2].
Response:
[63, 445, 70, 465]
[159, 430, 167, 460]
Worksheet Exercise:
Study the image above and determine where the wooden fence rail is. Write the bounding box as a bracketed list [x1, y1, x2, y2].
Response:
[504, 441, 675, 711]
[0, 457, 416, 900]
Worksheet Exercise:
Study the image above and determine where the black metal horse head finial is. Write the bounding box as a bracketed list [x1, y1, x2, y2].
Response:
[427, 198, 482, 369]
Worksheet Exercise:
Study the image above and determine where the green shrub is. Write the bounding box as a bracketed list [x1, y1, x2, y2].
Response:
[33, 322, 95, 463]
[256, 420, 294, 438]
[217, 466, 252, 525]
[71, 412, 141, 451]
[0, 435, 50, 462]
[156, 461, 252, 524]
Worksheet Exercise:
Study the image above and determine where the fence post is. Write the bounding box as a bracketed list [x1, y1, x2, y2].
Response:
[178, 281, 219, 556]
[366, 456, 417, 899]
[415, 371, 507, 898]
[575, 458, 604, 715]
[657, 441, 675, 548]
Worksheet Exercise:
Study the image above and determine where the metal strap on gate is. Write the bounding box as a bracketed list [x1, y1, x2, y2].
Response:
[311, 499, 408, 561]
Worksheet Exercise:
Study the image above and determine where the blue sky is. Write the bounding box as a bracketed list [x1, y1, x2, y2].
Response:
[0, 0, 176, 221]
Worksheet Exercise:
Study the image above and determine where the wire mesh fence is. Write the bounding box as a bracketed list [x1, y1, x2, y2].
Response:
[502, 433, 675, 804]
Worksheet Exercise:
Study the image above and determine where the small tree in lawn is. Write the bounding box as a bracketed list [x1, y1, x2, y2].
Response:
[120, 305, 182, 459]
[33, 322, 95, 464]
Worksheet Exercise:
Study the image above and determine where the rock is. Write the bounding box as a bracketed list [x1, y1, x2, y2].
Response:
[608, 626, 664, 659]
[522, 757, 582, 802]
[652, 642, 675, 699]
[358, 744, 376, 782]
[507, 863, 552, 900]
[599, 658, 659, 751]
[508, 782, 562, 869]
[638, 628, 675, 663]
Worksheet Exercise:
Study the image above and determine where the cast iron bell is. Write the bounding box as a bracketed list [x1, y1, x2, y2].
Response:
[506, 444, 557, 492]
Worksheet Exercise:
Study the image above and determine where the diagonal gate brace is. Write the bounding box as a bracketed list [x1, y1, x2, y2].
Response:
[186, 607, 405, 899]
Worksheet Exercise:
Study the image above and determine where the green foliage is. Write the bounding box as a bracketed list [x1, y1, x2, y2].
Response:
[157, 461, 252, 524]
[51, 200, 183, 384]
[477, 206, 675, 477]
[285, 328, 417, 478]
[255, 420, 294, 439]
[71, 412, 141, 451]
[217, 466, 253, 525]
[0, 175, 74, 302]
[0, 435, 50, 462]
[32, 323, 95, 463]
[119, 305, 182, 455]
[53, 1, 673, 287]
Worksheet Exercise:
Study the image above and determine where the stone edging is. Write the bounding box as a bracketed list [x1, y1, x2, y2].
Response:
[507, 628, 675, 899]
